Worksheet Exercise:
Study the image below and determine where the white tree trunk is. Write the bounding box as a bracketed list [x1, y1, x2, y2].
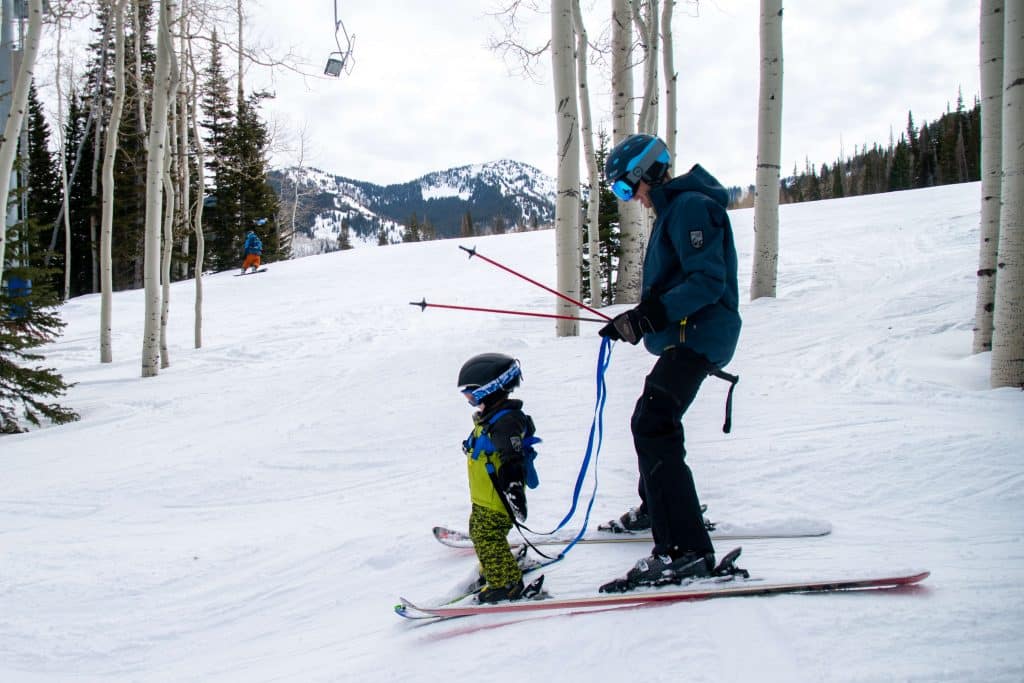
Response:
[101, 0, 129, 364]
[611, 0, 644, 303]
[551, 0, 580, 337]
[0, 0, 42, 289]
[159, 36, 180, 370]
[571, 0, 602, 305]
[991, 0, 1024, 387]
[631, 0, 659, 135]
[142, 0, 175, 377]
[177, 10, 190, 282]
[160, 130, 174, 369]
[750, 0, 784, 301]
[189, 44, 206, 350]
[973, 0, 1005, 353]
[661, 0, 678, 163]
[51, 8, 73, 300]
[133, 0, 148, 137]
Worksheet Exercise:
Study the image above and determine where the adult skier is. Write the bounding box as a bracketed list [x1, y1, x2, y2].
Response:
[597, 133, 741, 592]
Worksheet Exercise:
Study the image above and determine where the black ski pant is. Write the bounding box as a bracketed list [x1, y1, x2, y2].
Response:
[631, 346, 714, 559]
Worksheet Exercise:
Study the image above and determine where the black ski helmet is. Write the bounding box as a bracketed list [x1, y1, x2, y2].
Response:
[458, 352, 522, 404]
[604, 134, 671, 201]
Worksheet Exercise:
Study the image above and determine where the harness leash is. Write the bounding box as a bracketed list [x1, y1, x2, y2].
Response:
[464, 337, 614, 566]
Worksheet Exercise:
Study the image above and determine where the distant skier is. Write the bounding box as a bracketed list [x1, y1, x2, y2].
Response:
[457, 352, 539, 603]
[597, 133, 741, 592]
[241, 230, 263, 274]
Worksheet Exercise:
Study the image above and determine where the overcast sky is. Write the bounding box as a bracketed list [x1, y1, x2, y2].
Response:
[241, 0, 980, 189]
[43, 1, 976, 191]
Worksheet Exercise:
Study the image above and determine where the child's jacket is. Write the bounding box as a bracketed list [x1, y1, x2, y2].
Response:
[463, 399, 534, 516]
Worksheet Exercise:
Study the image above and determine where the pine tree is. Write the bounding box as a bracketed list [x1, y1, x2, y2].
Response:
[403, 212, 421, 242]
[227, 94, 282, 262]
[1, 188, 79, 432]
[461, 210, 475, 237]
[593, 135, 620, 305]
[337, 218, 352, 250]
[200, 31, 237, 270]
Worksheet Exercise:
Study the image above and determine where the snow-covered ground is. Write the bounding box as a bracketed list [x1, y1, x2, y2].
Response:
[2, 181, 1021, 682]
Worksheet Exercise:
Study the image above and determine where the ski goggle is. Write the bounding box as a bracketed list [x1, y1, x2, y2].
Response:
[459, 361, 522, 406]
[611, 177, 639, 202]
[609, 137, 670, 202]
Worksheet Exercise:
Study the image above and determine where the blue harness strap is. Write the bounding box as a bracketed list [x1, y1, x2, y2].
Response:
[543, 335, 612, 562]
[464, 409, 542, 489]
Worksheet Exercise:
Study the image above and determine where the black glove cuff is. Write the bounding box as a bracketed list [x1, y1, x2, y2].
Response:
[635, 298, 669, 333]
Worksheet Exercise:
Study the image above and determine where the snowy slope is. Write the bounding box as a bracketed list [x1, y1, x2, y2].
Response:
[2, 181, 1022, 682]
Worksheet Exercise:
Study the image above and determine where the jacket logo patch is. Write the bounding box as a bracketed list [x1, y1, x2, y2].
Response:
[689, 230, 704, 249]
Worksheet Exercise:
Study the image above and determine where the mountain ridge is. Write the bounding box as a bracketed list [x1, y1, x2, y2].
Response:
[269, 159, 557, 249]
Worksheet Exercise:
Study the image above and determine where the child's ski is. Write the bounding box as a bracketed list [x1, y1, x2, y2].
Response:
[432, 517, 832, 549]
[395, 569, 929, 621]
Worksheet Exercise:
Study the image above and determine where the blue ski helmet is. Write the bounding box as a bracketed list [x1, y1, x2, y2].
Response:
[604, 134, 671, 201]
[458, 353, 522, 406]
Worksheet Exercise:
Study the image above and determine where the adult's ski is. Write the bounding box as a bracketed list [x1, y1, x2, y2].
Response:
[396, 569, 929, 621]
[432, 517, 832, 549]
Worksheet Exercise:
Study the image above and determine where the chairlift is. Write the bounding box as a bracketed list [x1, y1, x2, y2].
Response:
[324, 0, 354, 78]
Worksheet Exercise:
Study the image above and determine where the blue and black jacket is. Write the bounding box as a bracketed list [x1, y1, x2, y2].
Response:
[642, 164, 741, 368]
[243, 233, 263, 255]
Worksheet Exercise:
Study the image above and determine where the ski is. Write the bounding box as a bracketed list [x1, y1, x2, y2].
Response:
[234, 267, 268, 276]
[432, 517, 832, 549]
[396, 569, 929, 621]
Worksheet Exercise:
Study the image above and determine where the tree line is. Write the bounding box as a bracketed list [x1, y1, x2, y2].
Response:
[727, 93, 981, 208]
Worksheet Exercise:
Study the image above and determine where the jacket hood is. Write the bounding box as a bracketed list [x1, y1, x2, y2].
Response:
[653, 163, 729, 210]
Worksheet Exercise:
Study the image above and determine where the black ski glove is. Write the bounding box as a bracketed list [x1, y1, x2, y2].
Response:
[498, 460, 527, 522]
[598, 298, 669, 345]
[505, 481, 528, 522]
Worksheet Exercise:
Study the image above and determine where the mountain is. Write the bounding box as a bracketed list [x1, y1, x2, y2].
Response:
[268, 160, 557, 248]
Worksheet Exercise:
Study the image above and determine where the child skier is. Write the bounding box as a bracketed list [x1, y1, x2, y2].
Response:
[458, 352, 538, 603]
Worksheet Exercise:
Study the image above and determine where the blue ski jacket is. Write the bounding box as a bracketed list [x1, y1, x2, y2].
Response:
[243, 233, 263, 255]
[641, 164, 741, 368]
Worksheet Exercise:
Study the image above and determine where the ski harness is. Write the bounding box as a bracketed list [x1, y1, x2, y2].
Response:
[463, 408, 541, 490]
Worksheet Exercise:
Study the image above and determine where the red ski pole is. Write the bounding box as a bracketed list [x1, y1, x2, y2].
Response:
[459, 245, 611, 321]
[410, 299, 606, 323]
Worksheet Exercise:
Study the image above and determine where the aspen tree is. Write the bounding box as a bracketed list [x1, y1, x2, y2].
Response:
[141, 0, 175, 377]
[991, 0, 1024, 387]
[750, 0, 784, 301]
[0, 0, 42, 289]
[100, 0, 130, 364]
[611, 0, 644, 303]
[974, 0, 1004, 353]
[551, 0, 580, 337]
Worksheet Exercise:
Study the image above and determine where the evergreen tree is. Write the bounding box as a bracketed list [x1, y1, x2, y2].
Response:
[421, 216, 436, 241]
[461, 210, 474, 237]
[26, 85, 62, 258]
[59, 90, 97, 298]
[200, 31, 237, 270]
[889, 134, 913, 191]
[229, 94, 282, 262]
[905, 111, 920, 187]
[1, 186, 79, 432]
[337, 218, 352, 250]
[831, 161, 845, 198]
[593, 135, 620, 305]
[403, 212, 421, 242]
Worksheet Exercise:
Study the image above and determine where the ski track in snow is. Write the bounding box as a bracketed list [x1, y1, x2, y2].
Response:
[1, 182, 1023, 682]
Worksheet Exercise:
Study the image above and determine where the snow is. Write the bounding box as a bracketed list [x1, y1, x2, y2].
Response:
[3, 181, 1022, 682]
